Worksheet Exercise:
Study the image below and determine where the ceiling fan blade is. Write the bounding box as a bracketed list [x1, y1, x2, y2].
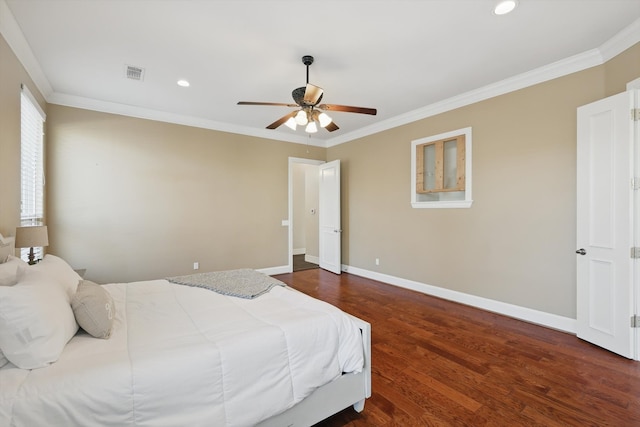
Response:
[238, 101, 298, 107]
[266, 112, 296, 130]
[324, 121, 339, 132]
[317, 104, 377, 115]
[303, 84, 323, 105]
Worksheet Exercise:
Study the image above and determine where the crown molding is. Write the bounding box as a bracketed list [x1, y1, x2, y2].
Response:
[0, 0, 52, 98]
[48, 92, 327, 147]
[326, 47, 606, 147]
[2, 0, 638, 149]
[600, 17, 640, 62]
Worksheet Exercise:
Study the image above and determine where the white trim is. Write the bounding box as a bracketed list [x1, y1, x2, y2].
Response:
[327, 48, 605, 148]
[288, 157, 325, 274]
[2, 0, 638, 149]
[48, 93, 327, 147]
[341, 264, 577, 334]
[599, 17, 640, 63]
[258, 265, 290, 276]
[628, 77, 640, 91]
[293, 248, 306, 256]
[0, 1, 53, 99]
[411, 200, 473, 209]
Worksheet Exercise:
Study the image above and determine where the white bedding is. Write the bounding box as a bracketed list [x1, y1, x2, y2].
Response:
[0, 279, 364, 427]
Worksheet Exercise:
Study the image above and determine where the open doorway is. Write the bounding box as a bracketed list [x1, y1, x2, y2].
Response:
[289, 158, 323, 272]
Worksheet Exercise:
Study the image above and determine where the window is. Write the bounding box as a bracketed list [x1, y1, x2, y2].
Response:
[20, 85, 46, 260]
[411, 127, 472, 208]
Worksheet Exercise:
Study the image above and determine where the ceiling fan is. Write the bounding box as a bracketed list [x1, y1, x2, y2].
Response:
[237, 55, 377, 133]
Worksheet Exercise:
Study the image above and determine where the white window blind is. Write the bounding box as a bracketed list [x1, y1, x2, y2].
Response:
[20, 85, 46, 260]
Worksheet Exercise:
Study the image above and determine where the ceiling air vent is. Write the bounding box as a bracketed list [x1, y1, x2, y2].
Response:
[125, 65, 145, 81]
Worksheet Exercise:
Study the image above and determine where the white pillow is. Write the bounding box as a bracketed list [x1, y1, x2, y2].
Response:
[27, 254, 82, 301]
[0, 256, 28, 286]
[0, 269, 79, 369]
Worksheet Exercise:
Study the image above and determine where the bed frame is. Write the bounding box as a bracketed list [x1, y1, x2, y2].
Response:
[257, 315, 372, 427]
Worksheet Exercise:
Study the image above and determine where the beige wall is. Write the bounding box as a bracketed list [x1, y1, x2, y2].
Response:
[0, 34, 46, 238]
[604, 43, 640, 94]
[328, 43, 640, 319]
[46, 105, 325, 283]
[2, 22, 639, 320]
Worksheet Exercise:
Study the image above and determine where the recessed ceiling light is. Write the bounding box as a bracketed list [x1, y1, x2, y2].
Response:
[177, 79, 190, 87]
[494, 0, 518, 15]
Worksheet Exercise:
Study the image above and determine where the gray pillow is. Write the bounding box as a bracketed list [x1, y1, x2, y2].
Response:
[71, 280, 114, 339]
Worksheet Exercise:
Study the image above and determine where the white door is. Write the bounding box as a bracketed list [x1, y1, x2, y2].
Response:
[319, 160, 341, 274]
[576, 90, 636, 359]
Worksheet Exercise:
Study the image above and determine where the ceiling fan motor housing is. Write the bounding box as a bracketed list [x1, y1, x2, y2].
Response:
[292, 86, 323, 106]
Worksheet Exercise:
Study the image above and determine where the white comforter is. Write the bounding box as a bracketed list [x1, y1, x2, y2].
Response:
[0, 279, 364, 427]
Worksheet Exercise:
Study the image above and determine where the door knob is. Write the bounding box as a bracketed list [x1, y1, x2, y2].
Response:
[576, 248, 587, 255]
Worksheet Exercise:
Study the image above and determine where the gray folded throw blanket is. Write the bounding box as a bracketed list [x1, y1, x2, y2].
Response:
[166, 268, 285, 299]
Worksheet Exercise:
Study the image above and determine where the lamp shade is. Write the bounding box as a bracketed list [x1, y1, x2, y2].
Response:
[305, 121, 318, 133]
[295, 110, 308, 126]
[284, 117, 297, 130]
[15, 226, 49, 248]
[317, 112, 332, 128]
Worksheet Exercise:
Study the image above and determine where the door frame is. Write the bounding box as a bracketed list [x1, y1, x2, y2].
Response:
[287, 157, 324, 273]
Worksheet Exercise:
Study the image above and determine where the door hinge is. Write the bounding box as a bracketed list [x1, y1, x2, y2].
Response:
[633, 108, 640, 121]
[632, 315, 640, 328]
[632, 178, 640, 190]
[631, 247, 640, 258]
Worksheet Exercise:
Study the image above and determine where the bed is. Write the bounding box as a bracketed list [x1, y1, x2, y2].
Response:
[0, 249, 371, 427]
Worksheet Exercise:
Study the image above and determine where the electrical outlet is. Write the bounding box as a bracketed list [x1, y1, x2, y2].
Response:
[193, 262, 199, 270]
[375, 258, 380, 266]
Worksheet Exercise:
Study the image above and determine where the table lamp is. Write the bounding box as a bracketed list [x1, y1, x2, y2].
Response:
[15, 225, 49, 265]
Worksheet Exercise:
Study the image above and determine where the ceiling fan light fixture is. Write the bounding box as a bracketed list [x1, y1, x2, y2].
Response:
[295, 110, 309, 126]
[305, 121, 318, 133]
[284, 116, 297, 130]
[317, 112, 332, 128]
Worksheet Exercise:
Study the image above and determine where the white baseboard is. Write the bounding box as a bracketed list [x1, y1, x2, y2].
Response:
[305, 254, 319, 264]
[259, 265, 290, 275]
[293, 248, 306, 256]
[341, 264, 577, 334]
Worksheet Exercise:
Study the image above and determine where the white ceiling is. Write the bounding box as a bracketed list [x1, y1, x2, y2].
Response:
[3, 0, 640, 146]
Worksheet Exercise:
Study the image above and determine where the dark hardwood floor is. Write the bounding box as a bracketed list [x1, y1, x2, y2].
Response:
[274, 269, 640, 427]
